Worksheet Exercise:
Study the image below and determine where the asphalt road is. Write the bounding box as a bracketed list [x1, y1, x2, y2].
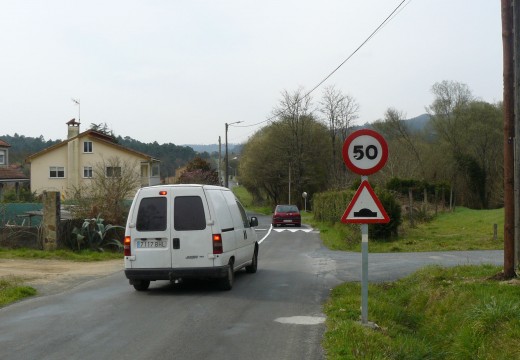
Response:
[0, 214, 503, 360]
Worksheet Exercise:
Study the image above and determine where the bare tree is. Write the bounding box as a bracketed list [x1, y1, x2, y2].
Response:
[239, 114, 331, 207]
[272, 88, 313, 204]
[71, 156, 141, 224]
[378, 108, 426, 179]
[248, 88, 333, 206]
[428, 81, 503, 208]
[428, 80, 473, 151]
[319, 85, 359, 186]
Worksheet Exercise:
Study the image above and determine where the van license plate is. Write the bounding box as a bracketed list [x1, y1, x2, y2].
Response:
[137, 240, 167, 248]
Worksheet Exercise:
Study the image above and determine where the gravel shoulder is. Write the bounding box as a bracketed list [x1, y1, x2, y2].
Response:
[0, 258, 124, 296]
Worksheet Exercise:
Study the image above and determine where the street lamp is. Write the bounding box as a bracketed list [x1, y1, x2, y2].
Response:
[225, 121, 242, 188]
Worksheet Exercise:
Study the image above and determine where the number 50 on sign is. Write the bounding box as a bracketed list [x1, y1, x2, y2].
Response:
[342, 129, 388, 175]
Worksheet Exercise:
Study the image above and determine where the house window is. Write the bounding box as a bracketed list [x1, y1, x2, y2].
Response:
[106, 166, 121, 178]
[141, 164, 148, 178]
[0, 150, 5, 165]
[83, 141, 93, 153]
[50, 166, 65, 178]
[151, 164, 160, 177]
[83, 166, 93, 178]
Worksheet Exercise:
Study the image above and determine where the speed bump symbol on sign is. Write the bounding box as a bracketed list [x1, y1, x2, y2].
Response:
[341, 180, 390, 224]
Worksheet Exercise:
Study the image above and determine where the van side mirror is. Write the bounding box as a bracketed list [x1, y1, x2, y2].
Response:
[249, 216, 258, 227]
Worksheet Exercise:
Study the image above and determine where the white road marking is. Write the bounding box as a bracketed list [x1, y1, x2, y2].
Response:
[257, 225, 315, 244]
[275, 316, 326, 325]
[258, 225, 273, 244]
[272, 228, 313, 233]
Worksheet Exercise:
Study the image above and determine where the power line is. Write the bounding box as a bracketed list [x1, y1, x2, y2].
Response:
[234, 0, 411, 130]
[302, 0, 410, 99]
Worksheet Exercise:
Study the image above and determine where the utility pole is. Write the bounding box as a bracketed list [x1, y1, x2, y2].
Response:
[288, 163, 291, 204]
[218, 136, 222, 185]
[224, 121, 242, 188]
[225, 124, 229, 188]
[514, 0, 520, 273]
[502, 0, 515, 278]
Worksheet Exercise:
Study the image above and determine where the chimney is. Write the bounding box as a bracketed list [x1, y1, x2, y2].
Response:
[66, 118, 80, 139]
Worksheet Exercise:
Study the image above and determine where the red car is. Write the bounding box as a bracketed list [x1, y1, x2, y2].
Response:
[272, 205, 301, 227]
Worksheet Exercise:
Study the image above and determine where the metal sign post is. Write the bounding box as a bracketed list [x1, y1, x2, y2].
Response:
[361, 223, 369, 324]
[341, 129, 389, 326]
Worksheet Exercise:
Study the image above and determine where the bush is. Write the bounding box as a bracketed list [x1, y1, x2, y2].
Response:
[369, 188, 402, 241]
[313, 189, 355, 223]
[313, 187, 402, 241]
[386, 177, 450, 203]
[71, 214, 123, 252]
[2, 188, 36, 203]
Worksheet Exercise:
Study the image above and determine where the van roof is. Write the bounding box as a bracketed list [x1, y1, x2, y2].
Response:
[141, 184, 229, 191]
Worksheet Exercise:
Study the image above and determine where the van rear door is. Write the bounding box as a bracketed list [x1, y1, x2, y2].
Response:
[170, 187, 214, 269]
[129, 189, 172, 269]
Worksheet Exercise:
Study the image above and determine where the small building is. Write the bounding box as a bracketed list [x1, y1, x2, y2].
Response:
[0, 139, 30, 201]
[25, 120, 160, 199]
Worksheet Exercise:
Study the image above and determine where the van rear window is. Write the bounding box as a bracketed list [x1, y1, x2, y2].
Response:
[136, 197, 167, 231]
[174, 196, 206, 231]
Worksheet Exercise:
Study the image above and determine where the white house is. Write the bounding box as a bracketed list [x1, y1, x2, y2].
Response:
[26, 119, 160, 199]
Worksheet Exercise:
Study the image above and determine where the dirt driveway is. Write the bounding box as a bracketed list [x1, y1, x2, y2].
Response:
[0, 258, 124, 296]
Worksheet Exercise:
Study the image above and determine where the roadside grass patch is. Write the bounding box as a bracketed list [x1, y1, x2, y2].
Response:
[0, 276, 37, 307]
[323, 265, 520, 359]
[312, 207, 504, 252]
[0, 248, 121, 308]
[312, 221, 360, 251]
[232, 186, 272, 215]
[0, 248, 122, 261]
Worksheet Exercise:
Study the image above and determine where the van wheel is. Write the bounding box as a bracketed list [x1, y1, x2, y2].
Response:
[219, 262, 234, 290]
[133, 280, 150, 291]
[245, 250, 258, 273]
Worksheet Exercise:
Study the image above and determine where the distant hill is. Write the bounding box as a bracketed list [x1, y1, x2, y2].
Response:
[356, 113, 431, 132]
[186, 144, 242, 155]
[186, 144, 220, 153]
[0, 134, 61, 165]
[405, 114, 431, 132]
[190, 115, 433, 153]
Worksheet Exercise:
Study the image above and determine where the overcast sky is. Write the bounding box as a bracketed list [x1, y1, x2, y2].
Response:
[0, 0, 502, 146]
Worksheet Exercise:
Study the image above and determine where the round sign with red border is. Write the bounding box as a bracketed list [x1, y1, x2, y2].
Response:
[342, 129, 388, 175]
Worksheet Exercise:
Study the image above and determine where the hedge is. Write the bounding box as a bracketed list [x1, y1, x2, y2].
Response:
[313, 187, 402, 240]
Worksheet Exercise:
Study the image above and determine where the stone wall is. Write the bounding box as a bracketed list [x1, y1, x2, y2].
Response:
[42, 191, 60, 251]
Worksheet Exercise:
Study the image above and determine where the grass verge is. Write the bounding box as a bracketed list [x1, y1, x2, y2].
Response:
[324, 265, 520, 359]
[0, 276, 37, 307]
[0, 248, 122, 261]
[0, 248, 122, 307]
[232, 186, 273, 215]
[311, 207, 504, 252]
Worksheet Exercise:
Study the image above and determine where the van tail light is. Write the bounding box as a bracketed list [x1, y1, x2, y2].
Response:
[212, 234, 223, 254]
[124, 236, 132, 256]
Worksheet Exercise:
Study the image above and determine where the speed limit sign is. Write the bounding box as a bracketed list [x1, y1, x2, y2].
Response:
[342, 129, 388, 175]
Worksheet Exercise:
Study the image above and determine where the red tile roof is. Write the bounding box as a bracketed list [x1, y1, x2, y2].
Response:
[26, 129, 159, 163]
[0, 166, 29, 181]
[0, 139, 11, 147]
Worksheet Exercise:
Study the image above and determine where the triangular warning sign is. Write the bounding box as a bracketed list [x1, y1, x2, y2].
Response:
[341, 180, 390, 224]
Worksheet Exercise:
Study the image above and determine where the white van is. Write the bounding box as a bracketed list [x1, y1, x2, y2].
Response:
[123, 184, 259, 291]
